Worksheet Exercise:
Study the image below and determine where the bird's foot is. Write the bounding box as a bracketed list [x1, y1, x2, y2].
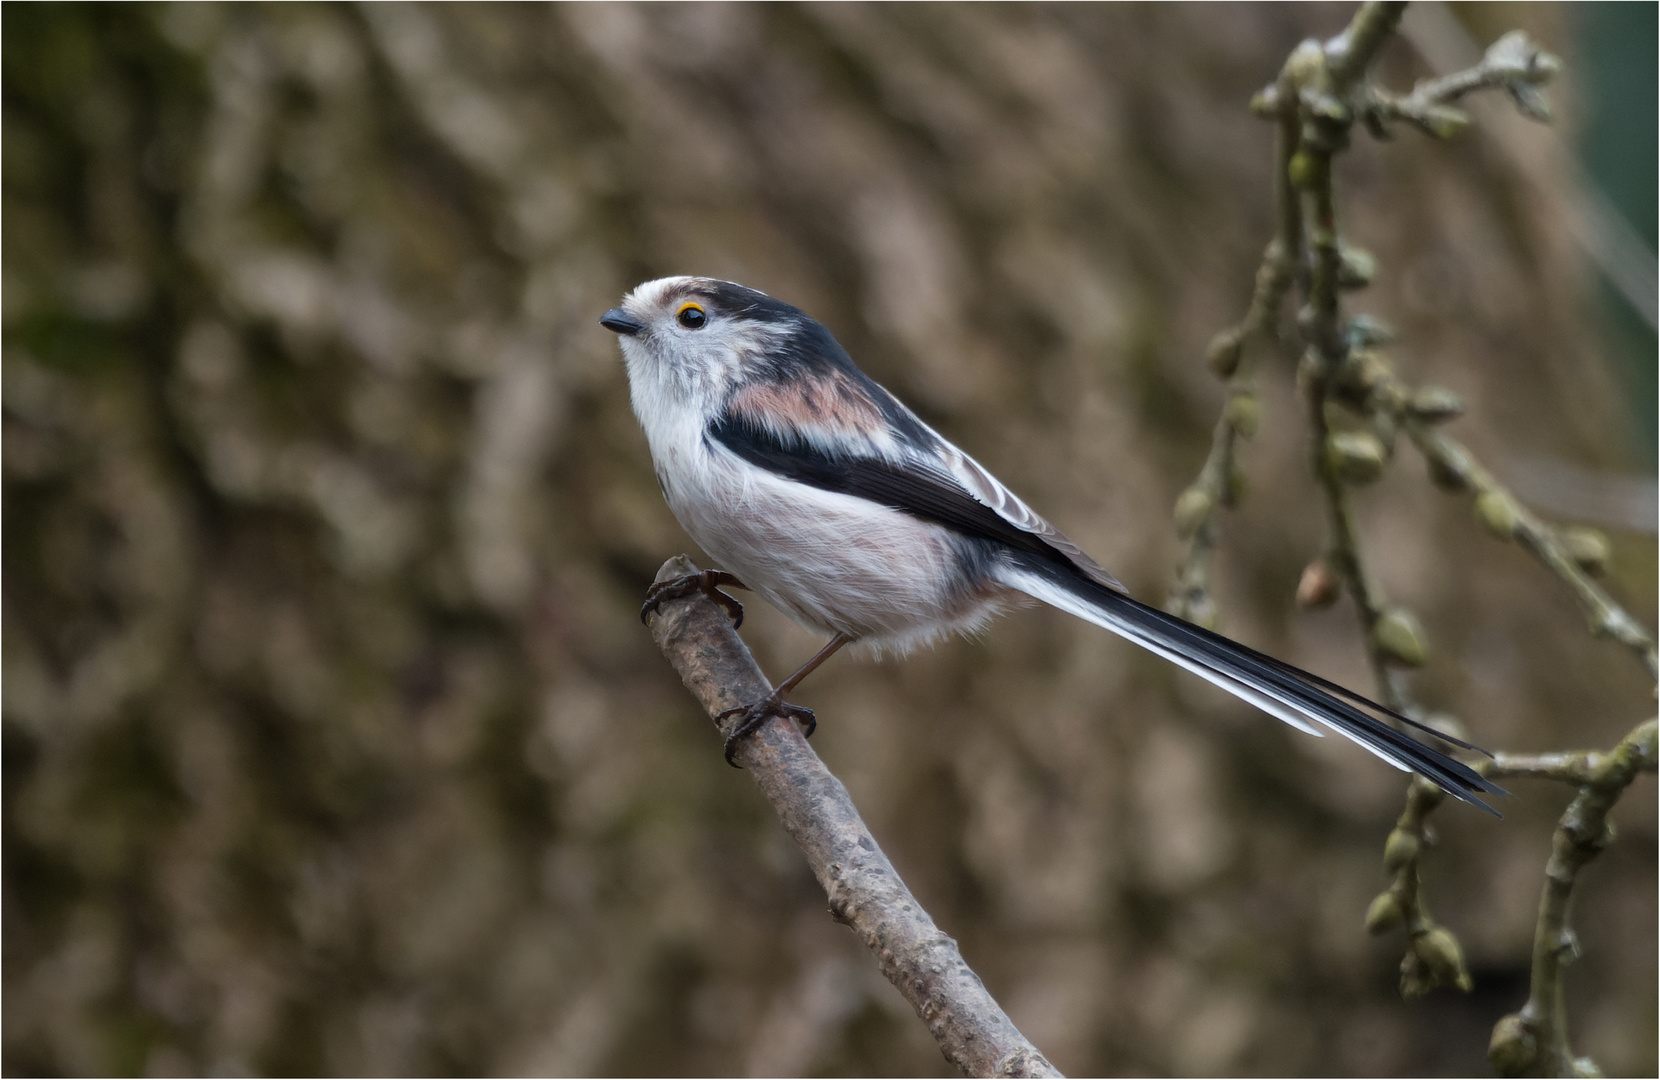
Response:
[641, 570, 747, 628]
[717, 693, 816, 767]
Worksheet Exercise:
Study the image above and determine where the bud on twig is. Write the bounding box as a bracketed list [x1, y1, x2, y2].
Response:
[1562, 526, 1610, 576]
[1333, 349, 1390, 405]
[1326, 431, 1387, 485]
[1365, 891, 1405, 935]
[1383, 828, 1420, 871]
[1301, 87, 1348, 123]
[1225, 391, 1260, 438]
[1288, 150, 1320, 190]
[1475, 490, 1521, 539]
[1485, 30, 1559, 84]
[1296, 559, 1341, 609]
[1206, 327, 1246, 377]
[1407, 386, 1465, 423]
[1374, 608, 1428, 667]
[1485, 31, 1561, 123]
[1413, 926, 1473, 993]
[1488, 1014, 1539, 1077]
[1427, 103, 1472, 139]
[1337, 244, 1377, 289]
[1174, 487, 1214, 538]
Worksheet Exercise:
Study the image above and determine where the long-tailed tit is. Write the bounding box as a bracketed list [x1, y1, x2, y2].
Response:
[602, 276, 1502, 812]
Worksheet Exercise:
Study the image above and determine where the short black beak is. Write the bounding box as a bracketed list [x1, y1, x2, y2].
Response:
[599, 308, 645, 336]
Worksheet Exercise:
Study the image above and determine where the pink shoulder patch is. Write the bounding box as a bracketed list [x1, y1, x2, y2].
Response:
[730, 372, 888, 440]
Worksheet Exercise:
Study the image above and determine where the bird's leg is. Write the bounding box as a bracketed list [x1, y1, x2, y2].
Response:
[641, 569, 748, 628]
[718, 633, 853, 766]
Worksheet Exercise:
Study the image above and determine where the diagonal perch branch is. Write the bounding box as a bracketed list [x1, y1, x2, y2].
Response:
[644, 555, 1062, 1079]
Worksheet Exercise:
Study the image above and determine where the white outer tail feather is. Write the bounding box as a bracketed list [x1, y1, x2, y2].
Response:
[997, 562, 1427, 775]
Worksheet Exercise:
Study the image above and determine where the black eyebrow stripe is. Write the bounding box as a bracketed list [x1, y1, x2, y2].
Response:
[693, 281, 804, 325]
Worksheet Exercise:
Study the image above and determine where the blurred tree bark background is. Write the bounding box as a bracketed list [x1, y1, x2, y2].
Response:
[3, 3, 1653, 1076]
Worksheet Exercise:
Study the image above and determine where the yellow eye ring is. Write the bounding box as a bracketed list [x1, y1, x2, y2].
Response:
[676, 303, 707, 330]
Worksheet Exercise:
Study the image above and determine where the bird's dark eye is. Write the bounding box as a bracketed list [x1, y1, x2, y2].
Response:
[676, 303, 707, 329]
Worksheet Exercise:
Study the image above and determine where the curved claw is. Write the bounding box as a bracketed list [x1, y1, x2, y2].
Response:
[717, 696, 817, 767]
[641, 570, 747, 628]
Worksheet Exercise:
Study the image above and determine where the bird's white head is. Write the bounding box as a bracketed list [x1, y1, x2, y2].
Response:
[600, 276, 810, 416]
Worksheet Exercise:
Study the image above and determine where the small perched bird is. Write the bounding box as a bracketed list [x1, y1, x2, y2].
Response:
[602, 276, 1501, 812]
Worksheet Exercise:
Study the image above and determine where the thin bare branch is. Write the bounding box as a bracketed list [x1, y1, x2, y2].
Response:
[1366, 28, 1561, 138]
[1401, 422, 1659, 679]
[1168, 59, 1301, 624]
[1489, 718, 1658, 1078]
[1178, 11, 1656, 1074]
[1325, 1, 1409, 91]
[643, 555, 1062, 1080]
[1363, 774, 1476, 996]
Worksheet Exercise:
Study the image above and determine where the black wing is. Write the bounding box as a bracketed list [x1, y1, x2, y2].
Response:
[707, 412, 1084, 573]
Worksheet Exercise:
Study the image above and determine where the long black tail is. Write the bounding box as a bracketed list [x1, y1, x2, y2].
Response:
[994, 556, 1505, 815]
